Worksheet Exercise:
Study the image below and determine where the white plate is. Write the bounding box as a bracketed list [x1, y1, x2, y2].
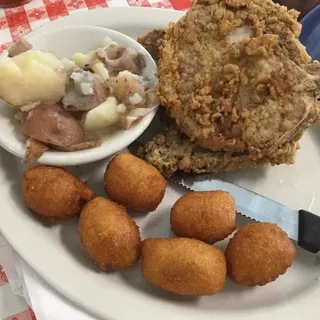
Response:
[0, 25, 158, 166]
[1, 7, 320, 320]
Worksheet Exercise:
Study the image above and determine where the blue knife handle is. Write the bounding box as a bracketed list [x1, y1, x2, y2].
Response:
[298, 210, 320, 254]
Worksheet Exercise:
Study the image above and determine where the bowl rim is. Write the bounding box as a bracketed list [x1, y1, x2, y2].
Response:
[0, 25, 158, 166]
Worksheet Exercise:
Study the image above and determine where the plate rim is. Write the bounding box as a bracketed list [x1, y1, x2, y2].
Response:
[1, 6, 320, 320]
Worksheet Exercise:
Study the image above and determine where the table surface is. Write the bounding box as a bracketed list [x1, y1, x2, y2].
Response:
[0, 0, 190, 54]
[0, 234, 36, 320]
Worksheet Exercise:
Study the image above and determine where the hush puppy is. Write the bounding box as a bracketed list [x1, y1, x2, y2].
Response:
[171, 191, 236, 244]
[225, 222, 296, 286]
[78, 197, 141, 270]
[23, 166, 95, 222]
[141, 238, 226, 296]
[104, 153, 167, 212]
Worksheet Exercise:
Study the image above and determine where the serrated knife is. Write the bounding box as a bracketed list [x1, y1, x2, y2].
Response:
[172, 173, 320, 255]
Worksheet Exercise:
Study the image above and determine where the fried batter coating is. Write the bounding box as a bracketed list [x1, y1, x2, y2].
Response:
[225, 222, 296, 286]
[78, 197, 141, 270]
[104, 153, 167, 212]
[158, 0, 320, 158]
[22, 166, 95, 222]
[141, 238, 226, 296]
[137, 121, 298, 178]
[137, 28, 165, 62]
[171, 191, 236, 243]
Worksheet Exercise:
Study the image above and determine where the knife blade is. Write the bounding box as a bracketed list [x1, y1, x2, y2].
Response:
[172, 173, 320, 255]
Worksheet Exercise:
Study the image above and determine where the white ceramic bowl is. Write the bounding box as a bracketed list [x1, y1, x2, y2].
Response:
[0, 26, 158, 166]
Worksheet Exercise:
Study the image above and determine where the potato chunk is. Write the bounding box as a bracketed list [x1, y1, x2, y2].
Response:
[0, 50, 66, 107]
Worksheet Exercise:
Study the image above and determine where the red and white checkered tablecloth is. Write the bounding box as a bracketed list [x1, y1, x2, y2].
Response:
[0, 1, 190, 318]
[0, 0, 191, 54]
[1, 263, 36, 320]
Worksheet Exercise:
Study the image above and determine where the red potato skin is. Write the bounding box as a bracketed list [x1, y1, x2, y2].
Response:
[22, 104, 85, 148]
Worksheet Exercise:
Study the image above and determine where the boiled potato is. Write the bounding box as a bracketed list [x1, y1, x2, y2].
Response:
[78, 197, 141, 270]
[92, 62, 110, 80]
[0, 50, 66, 107]
[141, 238, 226, 296]
[22, 166, 95, 222]
[72, 36, 116, 69]
[104, 153, 167, 212]
[225, 222, 296, 286]
[171, 191, 236, 244]
[72, 50, 97, 69]
[84, 97, 120, 131]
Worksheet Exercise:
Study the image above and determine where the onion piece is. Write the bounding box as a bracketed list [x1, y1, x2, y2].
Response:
[101, 36, 117, 48]
[121, 116, 139, 129]
[8, 38, 32, 57]
[129, 93, 143, 105]
[127, 106, 157, 117]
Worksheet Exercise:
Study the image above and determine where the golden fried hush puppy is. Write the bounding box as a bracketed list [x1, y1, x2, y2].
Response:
[225, 222, 296, 286]
[171, 191, 236, 244]
[141, 238, 226, 296]
[78, 197, 141, 270]
[104, 153, 167, 212]
[23, 166, 95, 222]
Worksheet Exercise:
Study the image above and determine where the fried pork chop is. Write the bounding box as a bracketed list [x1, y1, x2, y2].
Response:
[137, 29, 165, 62]
[158, 0, 320, 159]
[137, 120, 298, 178]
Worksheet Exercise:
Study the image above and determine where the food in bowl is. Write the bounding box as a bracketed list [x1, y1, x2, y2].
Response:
[0, 36, 158, 163]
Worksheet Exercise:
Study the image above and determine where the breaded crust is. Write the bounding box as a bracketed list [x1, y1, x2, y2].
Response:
[104, 153, 167, 212]
[158, 0, 320, 157]
[78, 197, 141, 270]
[141, 238, 226, 296]
[171, 191, 236, 243]
[137, 28, 165, 62]
[137, 122, 298, 178]
[22, 165, 95, 222]
[225, 222, 296, 286]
